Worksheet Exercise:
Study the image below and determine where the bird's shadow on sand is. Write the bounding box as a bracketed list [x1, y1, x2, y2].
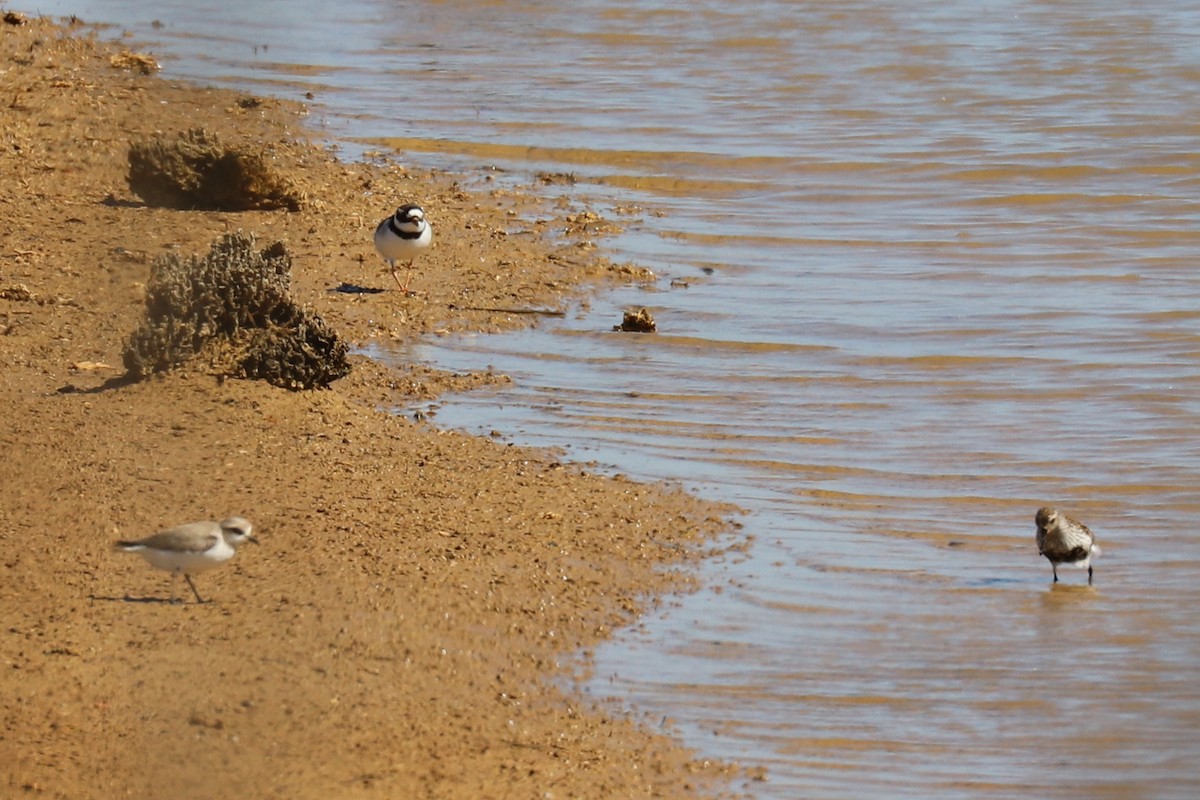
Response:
[329, 282, 385, 295]
[969, 576, 1027, 587]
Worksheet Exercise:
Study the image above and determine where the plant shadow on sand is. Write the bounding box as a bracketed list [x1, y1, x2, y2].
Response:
[90, 593, 192, 605]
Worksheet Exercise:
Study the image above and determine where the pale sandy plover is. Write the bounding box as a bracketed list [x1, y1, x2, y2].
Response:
[1035, 507, 1100, 585]
[115, 516, 258, 603]
[373, 203, 432, 294]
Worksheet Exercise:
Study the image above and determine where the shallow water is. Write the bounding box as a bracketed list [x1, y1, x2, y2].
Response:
[34, 0, 1200, 796]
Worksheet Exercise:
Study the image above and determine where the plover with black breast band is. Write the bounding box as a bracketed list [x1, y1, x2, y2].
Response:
[115, 516, 257, 603]
[373, 203, 432, 294]
[1035, 507, 1100, 585]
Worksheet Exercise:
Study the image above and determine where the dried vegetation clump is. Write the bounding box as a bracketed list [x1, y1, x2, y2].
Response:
[128, 127, 302, 211]
[123, 232, 350, 389]
[614, 307, 657, 332]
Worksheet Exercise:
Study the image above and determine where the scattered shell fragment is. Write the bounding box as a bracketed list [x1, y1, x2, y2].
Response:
[0, 285, 36, 302]
[609, 262, 656, 282]
[109, 50, 159, 74]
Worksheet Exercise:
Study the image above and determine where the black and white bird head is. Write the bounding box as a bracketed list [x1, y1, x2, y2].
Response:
[391, 204, 426, 234]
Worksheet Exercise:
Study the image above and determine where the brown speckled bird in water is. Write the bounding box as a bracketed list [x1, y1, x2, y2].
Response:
[1035, 507, 1100, 585]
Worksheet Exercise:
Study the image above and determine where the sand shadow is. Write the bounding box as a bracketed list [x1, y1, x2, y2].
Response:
[330, 282, 386, 295]
[89, 593, 200, 605]
[99, 194, 146, 209]
[56, 373, 140, 395]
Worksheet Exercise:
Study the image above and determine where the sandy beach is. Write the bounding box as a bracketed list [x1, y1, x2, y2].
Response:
[0, 14, 743, 798]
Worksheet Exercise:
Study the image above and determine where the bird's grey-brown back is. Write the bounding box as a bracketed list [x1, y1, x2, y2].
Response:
[118, 520, 219, 553]
[117, 516, 255, 552]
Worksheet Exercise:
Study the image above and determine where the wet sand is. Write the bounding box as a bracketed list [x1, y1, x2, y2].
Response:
[0, 15, 743, 799]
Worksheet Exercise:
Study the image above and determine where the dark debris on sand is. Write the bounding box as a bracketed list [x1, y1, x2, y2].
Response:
[614, 307, 657, 333]
[123, 232, 350, 390]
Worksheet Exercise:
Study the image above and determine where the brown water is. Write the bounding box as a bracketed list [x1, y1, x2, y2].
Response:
[40, 0, 1200, 795]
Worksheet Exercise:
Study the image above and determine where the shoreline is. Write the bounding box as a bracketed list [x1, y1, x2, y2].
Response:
[0, 13, 745, 799]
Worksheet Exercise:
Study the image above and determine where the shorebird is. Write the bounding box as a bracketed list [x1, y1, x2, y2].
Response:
[373, 203, 432, 294]
[115, 517, 257, 603]
[1035, 507, 1100, 585]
